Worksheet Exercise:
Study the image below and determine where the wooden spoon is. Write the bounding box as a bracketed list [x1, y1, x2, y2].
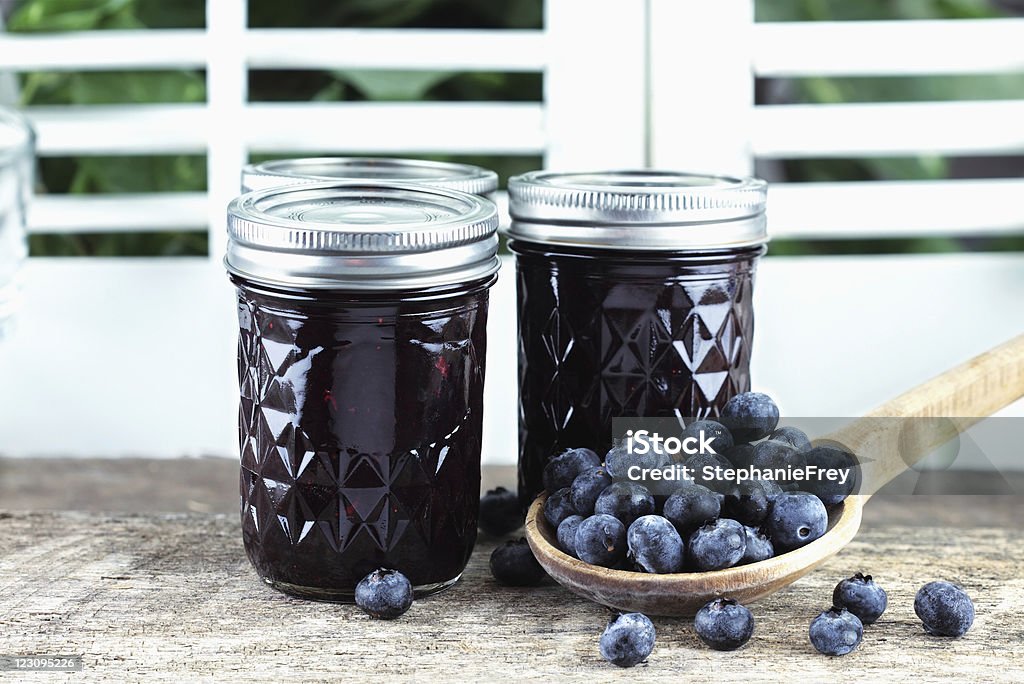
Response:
[525, 334, 1024, 616]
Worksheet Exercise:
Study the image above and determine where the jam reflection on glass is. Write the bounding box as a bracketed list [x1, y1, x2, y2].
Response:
[511, 242, 763, 507]
[233, 276, 491, 600]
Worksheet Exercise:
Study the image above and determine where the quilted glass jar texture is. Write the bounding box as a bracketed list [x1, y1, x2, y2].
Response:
[506, 171, 768, 506]
[226, 181, 500, 600]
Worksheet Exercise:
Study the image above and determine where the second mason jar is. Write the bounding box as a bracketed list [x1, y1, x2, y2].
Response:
[226, 181, 499, 600]
[507, 171, 768, 506]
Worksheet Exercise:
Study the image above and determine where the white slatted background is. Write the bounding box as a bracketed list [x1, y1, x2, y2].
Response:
[1, 0, 1023, 462]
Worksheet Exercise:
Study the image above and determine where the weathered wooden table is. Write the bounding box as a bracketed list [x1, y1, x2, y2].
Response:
[1, 460, 1021, 682]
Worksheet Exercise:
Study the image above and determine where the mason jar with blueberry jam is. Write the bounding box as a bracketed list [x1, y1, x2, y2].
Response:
[506, 171, 768, 507]
[225, 181, 500, 600]
[240, 157, 498, 198]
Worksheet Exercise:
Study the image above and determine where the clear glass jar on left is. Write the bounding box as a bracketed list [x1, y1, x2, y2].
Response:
[225, 182, 500, 601]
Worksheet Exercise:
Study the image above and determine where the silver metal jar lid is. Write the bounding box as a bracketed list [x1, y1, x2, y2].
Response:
[506, 170, 768, 251]
[225, 182, 500, 290]
[240, 157, 499, 195]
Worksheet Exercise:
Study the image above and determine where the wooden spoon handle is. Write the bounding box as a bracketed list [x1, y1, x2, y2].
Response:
[825, 333, 1024, 496]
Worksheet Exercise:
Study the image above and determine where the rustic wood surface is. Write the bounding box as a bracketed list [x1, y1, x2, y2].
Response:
[0, 512, 1020, 681]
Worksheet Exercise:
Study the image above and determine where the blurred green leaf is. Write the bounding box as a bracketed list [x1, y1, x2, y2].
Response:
[337, 70, 455, 101]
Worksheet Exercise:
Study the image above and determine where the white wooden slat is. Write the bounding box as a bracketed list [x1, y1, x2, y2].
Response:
[26, 104, 208, 155]
[245, 29, 546, 71]
[205, 0, 248, 259]
[754, 19, 1024, 77]
[649, 0, 754, 174]
[0, 28, 546, 73]
[28, 193, 208, 233]
[0, 30, 208, 71]
[543, 0, 647, 168]
[3, 255, 1023, 460]
[768, 179, 1024, 239]
[244, 102, 545, 154]
[23, 102, 545, 155]
[753, 100, 1024, 158]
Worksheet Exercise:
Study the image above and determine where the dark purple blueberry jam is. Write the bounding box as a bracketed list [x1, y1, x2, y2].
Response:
[511, 242, 762, 507]
[233, 276, 491, 600]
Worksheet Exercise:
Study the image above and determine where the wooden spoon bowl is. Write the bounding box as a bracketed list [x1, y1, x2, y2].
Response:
[524, 334, 1024, 616]
[526, 493, 863, 616]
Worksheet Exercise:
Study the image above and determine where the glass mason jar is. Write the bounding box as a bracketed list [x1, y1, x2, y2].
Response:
[225, 181, 500, 601]
[240, 157, 498, 197]
[507, 171, 768, 506]
[0, 107, 35, 337]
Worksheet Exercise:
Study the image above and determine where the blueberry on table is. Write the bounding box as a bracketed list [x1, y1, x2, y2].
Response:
[489, 539, 546, 586]
[687, 518, 747, 571]
[627, 515, 685, 574]
[556, 515, 585, 558]
[663, 484, 721, 535]
[354, 568, 414, 620]
[722, 481, 770, 526]
[681, 419, 734, 456]
[915, 581, 975, 637]
[478, 486, 522, 536]
[543, 447, 602, 493]
[833, 572, 887, 625]
[721, 392, 780, 443]
[803, 445, 859, 507]
[738, 525, 774, 565]
[594, 482, 656, 527]
[768, 426, 812, 452]
[599, 613, 656, 668]
[809, 607, 863, 656]
[543, 487, 577, 528]
[766, 491, 828, 552]
[569, 467, 614, 516]
[575, 514, 627, 568]
[695, 598, 755, 651]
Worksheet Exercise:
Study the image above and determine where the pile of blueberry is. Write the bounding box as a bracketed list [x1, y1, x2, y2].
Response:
[538, 392, 858, 573]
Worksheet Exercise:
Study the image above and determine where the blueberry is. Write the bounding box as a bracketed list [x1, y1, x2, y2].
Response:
[543, 487, 577, 528]
[738, 525, 774, 564]
[722, 481, 770, 526]
[489, 538, 546, 586]
[681, 419, 734, 456]
[543, 447, 602, 493]
[833, 572, 887, 625]
[478, 486, 521, 536]
[627, 515, 685, 574]
[769, 426, 812, 452]
[721, 392, 780, 443]
[683, 452, 733, 493]
[594, 482, 655, 527]
[753, 478, 783, 502]
[575, 514, 628, 567]
[663, 484, 721, 535]
[604, 443, 642, 480]
[915, 581, 975, 637]
[687, 518, 746, 571]
[751, 440, 807, 482]
[569, 467, 614, 516]
[557, 515, 585, 557]
[766, 491, 828, 551]
[809, 607, 863, 656]
[354, 568, 413, 619]
[694, 598, 755, 650]
[803, 446, 859, 507]
[599, 613, 656, 668]
[726, 443, 756, 469]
